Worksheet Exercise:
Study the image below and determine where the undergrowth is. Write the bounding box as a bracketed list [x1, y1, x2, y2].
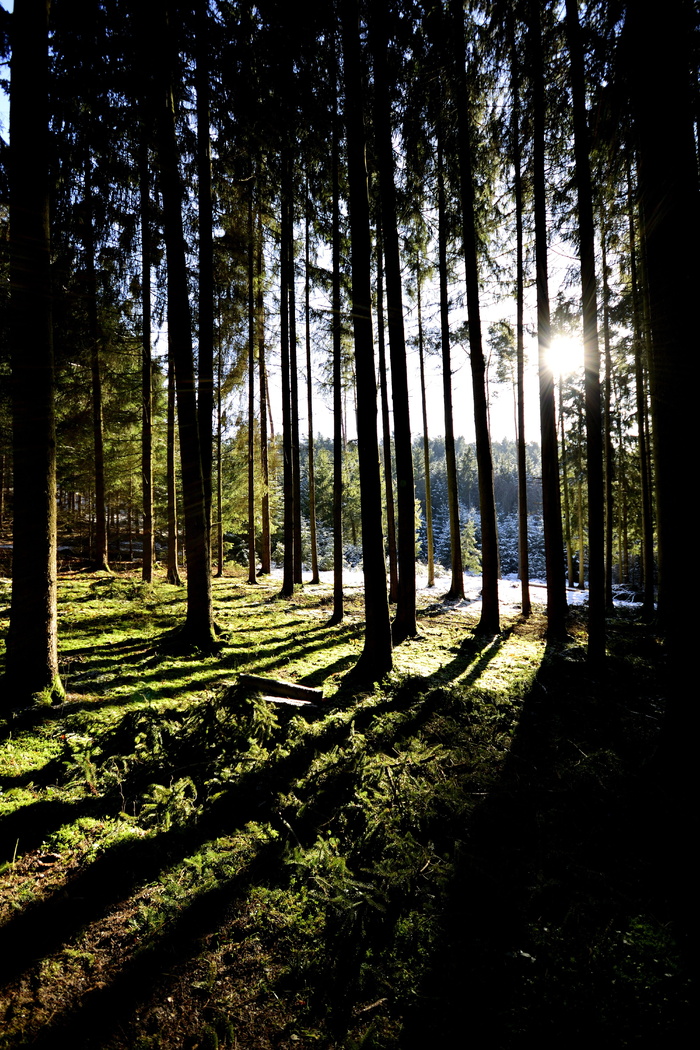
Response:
[0, 571, 692, 1048]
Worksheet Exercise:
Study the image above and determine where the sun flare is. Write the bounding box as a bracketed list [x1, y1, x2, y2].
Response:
[547, 334, 583, 379]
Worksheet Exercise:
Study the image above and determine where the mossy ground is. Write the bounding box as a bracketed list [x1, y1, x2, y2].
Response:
[0, 567, 691, 1048]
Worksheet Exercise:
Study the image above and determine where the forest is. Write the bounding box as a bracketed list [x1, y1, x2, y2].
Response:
[0, 0, 696, 1046]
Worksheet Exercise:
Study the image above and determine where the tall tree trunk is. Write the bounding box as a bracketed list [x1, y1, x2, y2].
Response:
[564, 0, 605, 660]
[279, 154, 295, 597]
[140, 142, 154, 584]
[436, 131, 464, 601]
[256, 208, 271, 576]
[450, 0, 499, 635]
[509, 21, 531, 617]
[84, 188, 110, 574]
[341, 0, 392, 683]
[329, 70, 344, 626]
[196, 0, 214, 545]
[4, 0, 63, 704]
[376, 232, 399, 604]
[529, 0, 567, 638]
[156, 0, 215, 646]
[416, 261, 434, 587]
[166, 351, 182, 586]
[370, 1, 417, 643]
[216, 340, 224, 577]
[247, 189, 257, 585]
[624, 0, 699, 638]
[305, 180, 320, 584]
[600, 213, 614, 613]
[626, 167, 655, 618]
[289, 215, 303, 587]
[559, 380, 575, 589]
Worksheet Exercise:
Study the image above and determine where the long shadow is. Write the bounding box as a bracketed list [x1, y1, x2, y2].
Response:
[3, 674, 470, 1048]
[400, 631, 690, 1047]
[0, 691, 382, 990]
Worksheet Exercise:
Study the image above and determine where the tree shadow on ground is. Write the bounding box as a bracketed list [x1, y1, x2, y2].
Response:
[400, 626, 692, 1048]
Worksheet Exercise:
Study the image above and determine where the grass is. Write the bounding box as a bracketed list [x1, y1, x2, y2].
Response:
[0, 566, 692, 1048]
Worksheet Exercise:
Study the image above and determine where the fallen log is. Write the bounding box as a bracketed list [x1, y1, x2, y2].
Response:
[238, 673, 323, 704]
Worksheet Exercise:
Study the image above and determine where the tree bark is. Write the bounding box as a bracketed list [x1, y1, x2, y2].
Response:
[370, 0, 417, 643]
[304, 179, 320, 584]
[166, 350, 182, 586]
[564, 0, 605, 661]
[5, 0, 63, 704]
[256, 207, 271, 576]
[341, 0, 392, 683]
[247, 188, 257, 585]
[509, 21, 531, 617]
[329, 69, 344, 625]
[196, 0, 214, 545]
[450, 0, 499, 635]
[375, 232, 399, 605]
[529, 0, 567, 638]
[416, 262, 434, 587]
[139, 141, 154, 584]
[436, 132, 464, 601]
[156, 0, 215, 646]
[279, 153, 295, 597]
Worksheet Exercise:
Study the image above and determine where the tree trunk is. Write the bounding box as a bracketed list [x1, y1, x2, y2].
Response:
[4, 0, 63, 705]
[341, 0, 392, 684]
[216, 341, 224, 577]
[166, 351, 182, 586]
[247, 189, 257, 585]
[370, 0, 417, 643]
[139, 141, 154, 584]
[529, 0, 567, 638]
[256, 208, 271, 576]
[450, 0, 499, 635]
[329, 69, 344, 626]
[564, 0, 605, 661]
[437, 132, 464, 601]
[196, 0, 214, 545]
[279, 154, 295, 597]
[84, 188, 110, 574]
[509, 22, 531, 617]
[305, 180, 320, 584]
[626, 167, 655, 618]
[416, 261, 434, 587]
[376, 232, 399, 604]
[289, 212, 303, 587]
[559, 379, 575, 589]
[156, 0, 214, 645]
[600, 213, 614, 613]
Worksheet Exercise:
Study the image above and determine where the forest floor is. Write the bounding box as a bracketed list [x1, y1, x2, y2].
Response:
[0, 566, 693, 1048]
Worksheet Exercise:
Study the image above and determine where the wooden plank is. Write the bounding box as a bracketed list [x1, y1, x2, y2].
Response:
[238, 673, 323, 703]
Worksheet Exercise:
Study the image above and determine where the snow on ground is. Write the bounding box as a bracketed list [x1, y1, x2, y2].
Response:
[268, 564, 645, 616]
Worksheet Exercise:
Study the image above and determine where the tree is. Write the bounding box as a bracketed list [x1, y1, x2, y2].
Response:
[341, 0, 392, 683]
[436, 129, 465, 601]
[564, 0, 605, 660]
[528, 0, 567, 638]
[155, 0, 215, 647]
[449, 0, 500, 635]
[4, 0, 64, 704]
[621, 0, 699, 754]
[370, 0, 417, 643]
